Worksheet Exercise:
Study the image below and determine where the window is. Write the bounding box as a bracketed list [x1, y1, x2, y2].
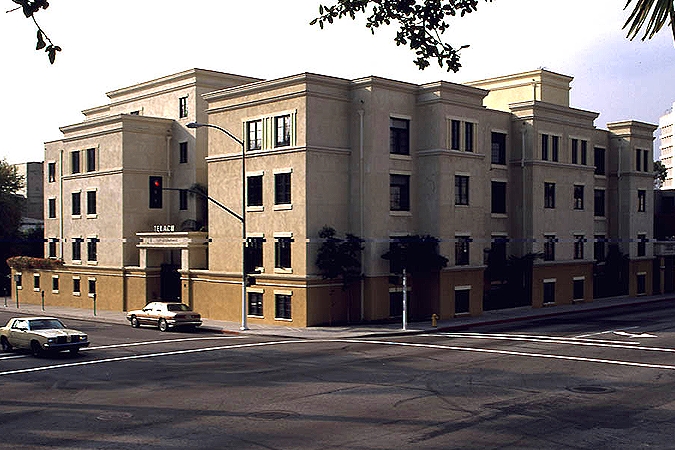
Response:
[490, 236, 508, 267]
[88, 279, 96, 296]
[247, 175, 263, 207]
[247, 237, 264, 271]
[541, 134, 549, 160]
[52, 276, 59, 293]
[179, 96, 188, 118]
[581, 141, 587, 165]
[491, 132, 506, 165]
[248, 292, 263, 317]
[72, 192, 81, 216]
[455, 236, 470, 266]
[643, 149, 649, 173]
[73, 277, 81, 295]
[637, 149, 649, 172]
[33, 273, 40, 291]
[573, 279, 584, 300]
[86, 191, 96, 215]
[247, 120, 262, 151]
[455, 175, 469, 206]
[451, 120, 461, 150]
[544, 183, 555, 208]
[464, 122, 474, 152]
[15, 273, 22, 289]
[637, 234, 647, 257]
[48, 162, 56, 182]
[87, 237, 98, 262]
[637, 273, 646, 294]
[455, 289, 470, 314]
[275, 294, 292, 320]
[390, 174, 410, 211]
[574, 235, 585, 260]
[390, 118, 410, 155]
[48, 198, 56, 218]
[491, 181, 506, 214]
[275, 237, 292, 269]
[594, 189, 605, 217]
[594, 235, 606, 261]
[86, 148, 96, 172]
[275, 115, 291, 147]
[48, 239, 57, 258]
[179, 142, 188, 164]
[571, 139, 578, 164]
[594, 147, 606, 175]
[72, 238, 82, 261]
[544, 235, 556, 261]
[71, 151, 80, 174]
[551, 135, 559, 162]
[638, 190, 646, 212]
[573, 185, 584, 210]
[636, 149, 642, 171]
[179, 189, 188, 211]
[543, 281, 556, 304]
[274, 172, 291, 205]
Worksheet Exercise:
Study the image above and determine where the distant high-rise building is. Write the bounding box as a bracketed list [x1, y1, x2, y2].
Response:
[659, 103, 675, 189]
[13, 161, 44, 231]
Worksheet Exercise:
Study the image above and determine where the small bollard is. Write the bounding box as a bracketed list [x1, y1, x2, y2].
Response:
[92, 292, 97, 316]
[41, 290, 45, 311]
[431, 313, 439, 328]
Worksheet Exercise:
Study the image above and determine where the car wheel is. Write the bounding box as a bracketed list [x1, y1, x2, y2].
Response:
[30, 340, 42, 357]
[130, 316, 140, 328]
[158, 318, 168, 332]
[1, 336, 12, 352]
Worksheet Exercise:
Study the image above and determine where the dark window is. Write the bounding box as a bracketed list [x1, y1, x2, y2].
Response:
[86, 191, 96, 215]
[544, 183, 555, 209]
[72, 192, 81, 216]
[455, 289, 470, 314]
[275, 115, 291, 147]
[637, 234, 647, 257]
[573, 185, 584, 210]
[543, 281, 555, 304]
[48, 239, 57, 258]
[594, 189, 605, 217]
[389, 118, 410, 155]
[275, 294, 292, 320]
[275, 237, 292, 269]
[581, 140, 587, 165]
[390, 174, 410, 211]
[274, 172, 291, 205]
[87, 238, 99, 262]
[571, 139, 578, 164]
[490, 237, 508, 267]
[574, 235, 585, 260]
[179, 189, 188, 211]
[247, 237, 264, 270]
[388, 239, 403, 274]
[72, 238, 82, 261]
[179, 96, 188, 118]
[33, 274, 40, 290]
[551, 135, 559, 162]
[594, 235, 606, 261]
[73, 278, 81, 294]
[638, 190, 646, 212]
[15, 274, 22, 288]
[88, 279, 96, 295]
[573, 279, 584, 300]
[248, 292, 263, 316]
[636, 149, 642, 171]
[247, 120, 262, 151]
[594, 147, 606, 175]
[637, 274, 646, 294]
[247, 175, 263, 207]
[541, 134, 549, 160]
[491, 181, 506, 214]
[48, 198, 56, 218]
[52, 276, 59, 292]
[179, 142, 188, 164]
[71, 151, 80, 174]
[455, 175, 469, 206]
[491, 132, 506, 165]
[643, 149, 649, 173]
[464, 122, 474, 152]
[455, 236, 470, 266]
[544, 235, 556, 261]
[86, 148, 96, 172]
[48, 162, 56, 182]
[450, 120, 461, 150]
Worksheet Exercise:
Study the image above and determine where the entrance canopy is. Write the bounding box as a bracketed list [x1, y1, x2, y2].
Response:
[137, 232, 208, 271]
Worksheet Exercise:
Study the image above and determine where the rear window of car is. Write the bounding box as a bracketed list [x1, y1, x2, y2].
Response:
[167, 304, 190, 312]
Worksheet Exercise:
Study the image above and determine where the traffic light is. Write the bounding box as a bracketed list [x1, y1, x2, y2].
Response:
[149, 176, 163, 209]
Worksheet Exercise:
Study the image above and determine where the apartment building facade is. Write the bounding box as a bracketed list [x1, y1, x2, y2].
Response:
[11, 68, 656, 326]
[659, 103, 675, 189]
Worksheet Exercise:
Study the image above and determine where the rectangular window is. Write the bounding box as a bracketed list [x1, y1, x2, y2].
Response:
[636, 149, 642, 171]
[544, 183, 555, 209]
[15, 273, 22, 289]
[33, 273, 40, 291]
[643, 149, 649, 173]
[543, 281, 556, 304]
[52, 276, 59, 293]
[455, 289, 470, 314]
[72, 238, 82, 261]
[73, 277, 81, 295]
[88, 279, 96, 296]
[637, 274, 646, 294]
[455, 175, 469, 206]
[87, 237, 99, 262]
[581, 140, 587, 165]
[86, 191, 96, 215]
[544, 235, 556, 261]
[274, 172, 291, 205]
[637, 234, 647, 257]
[551, 135, 559, 162]
[248, 292, 263, 317]
[48, 239, 57, 258]
[179, 96, 188, 118]
[638, 190, 646, 212]
[48, 198, 56, 218]
[247, 237, 264, 271]
[490, 236, 508, 267]
[179, 189, 188, 211]
[541, 134, 549, 160]
[491, 132, 506, 165]
[451, 120, 461, 150]
[275, 237, 292, 269]
[571, 138, 579, 164]
[247, 120, 263, 151]
[594, 235, 606, 261]
[389, 118, 410, 155]
[464, 122, 474, 152]
[72, 192, 81, 216]
[48, 162, 56, 182]
[275, 115, 291, 147]
[86, 148, 96, 172]
[275, 294, 292, 320]
[71, 151, 80, 174]
[574, 235, 585, 260]
[573, 279, 584, 300]
[179, 142, 188, 164]
[594, 147, 606, 175]
[573, 185, 584, 210]
[594, 189, 605, 217]
[390, 174, 410, 211]
[455, 236, 470, 266]
[247, 175, 263, 207]
[491, 181, 506, 214]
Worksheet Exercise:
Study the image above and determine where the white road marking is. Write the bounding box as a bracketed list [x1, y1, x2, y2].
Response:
[575, 326, 639, 339]
[613, 331, 657, 339]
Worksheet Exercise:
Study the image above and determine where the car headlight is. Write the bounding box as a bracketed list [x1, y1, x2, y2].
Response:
[47, 337, 57, 343]
[81, 334, 88, 341]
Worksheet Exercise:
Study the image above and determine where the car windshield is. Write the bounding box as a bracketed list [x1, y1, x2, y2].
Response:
[29, 319, 66, 330]
[166, 304, 191, 312]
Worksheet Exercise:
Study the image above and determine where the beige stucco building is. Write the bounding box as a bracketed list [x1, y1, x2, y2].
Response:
[11, 68, 657, 326]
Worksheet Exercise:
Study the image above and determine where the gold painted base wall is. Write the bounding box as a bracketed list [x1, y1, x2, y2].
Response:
[532, 262, 594, 308]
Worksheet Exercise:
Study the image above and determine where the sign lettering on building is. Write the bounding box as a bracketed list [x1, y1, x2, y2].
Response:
[153, 224, 175, 233]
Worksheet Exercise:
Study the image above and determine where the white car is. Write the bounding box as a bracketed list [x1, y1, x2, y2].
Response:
[0, 317, 89, 357]
[126, 302, 202, 332]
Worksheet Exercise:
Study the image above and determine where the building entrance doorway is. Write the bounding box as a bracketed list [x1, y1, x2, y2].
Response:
[160, 264, 181, 302]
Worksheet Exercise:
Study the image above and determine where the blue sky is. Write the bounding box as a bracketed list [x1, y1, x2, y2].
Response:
[1, 0, 673, 164]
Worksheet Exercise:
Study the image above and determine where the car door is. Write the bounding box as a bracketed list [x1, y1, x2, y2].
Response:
[9, 319, 30, 349]
[138, 303, 155, 325]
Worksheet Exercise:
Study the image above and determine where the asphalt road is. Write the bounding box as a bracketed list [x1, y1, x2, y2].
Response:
[2, 302, 675, 449]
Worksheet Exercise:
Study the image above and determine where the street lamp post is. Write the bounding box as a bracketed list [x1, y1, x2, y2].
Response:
[187, 121, 248, 331]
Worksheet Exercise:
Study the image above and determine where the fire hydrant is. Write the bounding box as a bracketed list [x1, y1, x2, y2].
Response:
[431, 313, 439, 328]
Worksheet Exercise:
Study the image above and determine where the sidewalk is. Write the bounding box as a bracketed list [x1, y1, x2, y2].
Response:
[2, 294, 674, 339]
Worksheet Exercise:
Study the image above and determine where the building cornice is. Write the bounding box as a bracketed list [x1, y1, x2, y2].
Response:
[59, 114, 173, 141]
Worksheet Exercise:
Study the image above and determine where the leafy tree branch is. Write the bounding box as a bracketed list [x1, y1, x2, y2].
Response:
[7, 0, 60, 63]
